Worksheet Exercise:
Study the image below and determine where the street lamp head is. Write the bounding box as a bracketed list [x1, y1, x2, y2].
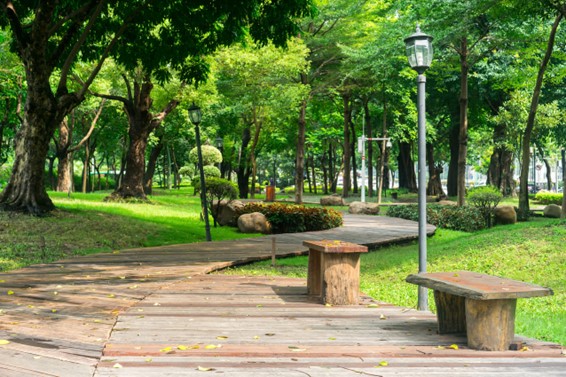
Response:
[215, 137, 224, 149]
[386, 140, 393, 148]
[188, 102, 202, 125]
[404, 25, 433, 74]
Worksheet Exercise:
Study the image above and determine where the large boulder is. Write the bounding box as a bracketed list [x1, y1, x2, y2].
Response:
[320, 195, 345, 206]
[543, 204, 562, 218]
[494, 205, 517, 225]
[216, 200, 245, 226]
[348, 201, 380, 215]
[237, 212, 271, 234]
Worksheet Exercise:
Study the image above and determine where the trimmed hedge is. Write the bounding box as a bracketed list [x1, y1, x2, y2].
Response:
[236, 203, 343, 234]
[387, 204, 486, 232]
[535, 191, 563, 205]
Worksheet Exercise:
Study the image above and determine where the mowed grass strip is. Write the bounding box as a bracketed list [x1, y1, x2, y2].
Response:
[221, 218, 566, 345]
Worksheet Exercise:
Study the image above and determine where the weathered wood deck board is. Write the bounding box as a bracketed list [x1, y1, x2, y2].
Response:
[96, 275, 564, 376]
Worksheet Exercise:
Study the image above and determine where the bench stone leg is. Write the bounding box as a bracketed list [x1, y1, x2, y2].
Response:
[307, 249, 322, 297]
[465, 298, 517, 351]
[322, 253, 360, 305]
[434, 291, 466, 334]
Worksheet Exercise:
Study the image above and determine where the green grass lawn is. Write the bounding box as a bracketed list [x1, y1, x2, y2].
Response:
[221, 218, 566, 346]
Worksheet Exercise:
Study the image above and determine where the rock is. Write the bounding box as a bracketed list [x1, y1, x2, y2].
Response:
[543, 204, 562, 218]
[348, 201, 380, 215]
[320, 195, 345, 206]
[216, 200, 244, 226]
[237, 212, 271, 234]
[494, 206, 517, 225]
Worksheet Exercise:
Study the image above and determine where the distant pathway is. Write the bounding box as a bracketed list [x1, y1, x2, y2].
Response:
[0, 215, 433, 376]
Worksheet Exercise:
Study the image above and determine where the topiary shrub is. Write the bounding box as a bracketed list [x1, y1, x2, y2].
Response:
[188, 145, 222, 166]
[387, 204, 486, 232]
[236, 203, 343, 233]
[205, 177, 239, 227]
[192, 166, 221, 195]
[467, 186, 502, 228]
[535, 191, 563, 205]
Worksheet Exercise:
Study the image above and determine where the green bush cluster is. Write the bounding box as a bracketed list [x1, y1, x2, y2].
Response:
[236, 202, 343, 233]
[535, 191, 563, 205]
[467, 185, 502, 228]
[387, 204, 486, 232]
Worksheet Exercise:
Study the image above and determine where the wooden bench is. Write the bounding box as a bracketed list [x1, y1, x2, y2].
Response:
[406, 271, 553, 351]
[303, 240, 368, 305]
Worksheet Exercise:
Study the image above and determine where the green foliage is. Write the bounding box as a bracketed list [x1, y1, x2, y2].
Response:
[191, 167, 221, 195]
[236, 203, 343, 233]
[387, 204, 486, 232]
[189, 146, 223, 166]
[205, 178, 239, 227]
[535, 191, 563, 205]
[467, 186, 503, 228]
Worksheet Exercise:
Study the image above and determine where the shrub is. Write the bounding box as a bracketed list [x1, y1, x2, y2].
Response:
[387, 204, 486, 232]
[192, 166, 221, 195]
[188, 145, 222, 166]
[236, 203, 343, 233]
[467, 186, 502, 227]
[535, 191, 563, 205]
[205, 178, 239, 227]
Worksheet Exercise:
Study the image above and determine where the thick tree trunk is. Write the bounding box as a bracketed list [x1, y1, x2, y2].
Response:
[487, 147, 515, 197]
[0, 80, 61, 214]
[457, 37, 469, 206]
[56, 118, 73, 192]
[398, 142, 417, 192]
[519, 13, 562, 220]
[342, 93, 351, 198]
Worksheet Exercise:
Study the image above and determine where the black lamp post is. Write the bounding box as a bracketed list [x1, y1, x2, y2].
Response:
[188, 103, 212, 242]
[405, 25, 433, 311]
[215, 137, 224, 175]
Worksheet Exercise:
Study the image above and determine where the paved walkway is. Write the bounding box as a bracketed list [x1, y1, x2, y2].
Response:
[0, 215, 563, 376]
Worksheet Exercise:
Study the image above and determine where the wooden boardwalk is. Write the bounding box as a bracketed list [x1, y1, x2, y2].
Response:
[0, 215, 563, 376]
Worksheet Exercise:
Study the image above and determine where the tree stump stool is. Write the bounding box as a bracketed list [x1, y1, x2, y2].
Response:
[303, 240, 368, 305]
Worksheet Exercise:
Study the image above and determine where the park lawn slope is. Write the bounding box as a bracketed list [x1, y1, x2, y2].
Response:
[221, 218, 566, 346]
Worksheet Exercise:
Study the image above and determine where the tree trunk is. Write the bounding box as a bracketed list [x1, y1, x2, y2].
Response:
[144, 136, 165, 194]
[377, 99, 388, 204]
[561, 149, 565, 219]
[398, 142, 417, 192]
[457, 36, 469, 206]
[342, 93, 351, 198]
[295, 78, 308, 203]
[56, 117, 73, 192]
[248, 110, 262, 200]
[310, 154, 317, 194]
[426, 143, 445, 197]
[447, 121, 459, 197]
[236, 127, 252, 198]
[519, 13, 562, 220]
[537, 147, 553, 190]
[82, 142, 90, 193]
[305, 155, 312, 193]
[350, 118, 358, 194]
[0, 81, 61, 214]
[365, 100, 373, 197]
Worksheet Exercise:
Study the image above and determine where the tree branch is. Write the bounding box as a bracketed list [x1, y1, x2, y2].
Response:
[58, 0, 106, 96]
[150, 99, 181, 130]
[69, 99, 106, 153]
[90, 91, 130, 105]
[4, 1, 28, 50]
[122, 73, 133, 102]
[48, 1, 96, 36]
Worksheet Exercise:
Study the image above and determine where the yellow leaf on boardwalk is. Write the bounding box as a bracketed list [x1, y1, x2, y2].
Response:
[112, 363, 122, 368]
[378, 361, 388, 367]
[177, 345, 189, 350]
[160, 346, 173, 353]
[7, 290, 14, 295]
[216, 336, 228, 340]
[197, 366, 215, 371]
[449, 344, 459, 350]
[0, 340, 10, 345]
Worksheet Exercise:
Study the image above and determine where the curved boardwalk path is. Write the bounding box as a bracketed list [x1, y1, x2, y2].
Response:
[0, 215, 563, 376]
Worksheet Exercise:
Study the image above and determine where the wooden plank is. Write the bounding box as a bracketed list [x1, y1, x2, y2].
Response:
[406, 272, 553, 300]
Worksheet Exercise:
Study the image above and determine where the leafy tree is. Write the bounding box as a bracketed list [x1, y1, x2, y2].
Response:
[0, 0, 314, 214]
[205, 177, 238, 227]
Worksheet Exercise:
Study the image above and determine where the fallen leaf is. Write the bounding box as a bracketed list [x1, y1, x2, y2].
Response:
[107, 294, 115, 298]
[7, 290, 14, 295]
[453, 273, 459, 277]
[366, 304, 379, 308]
[33, 356, 41, 359]
[160, 346, 173, 353]
[378, 361, 388, 367]
[196, 366, 215, 372]
[0, 340, 10, 345]
[51, 309, 57, 313]
[325, 303, 333, 307]
[265, 333, 275, 336]
[288, 346, 306, 352]
[112, 251, 120, 254]
[53, 291, 58, 295]
[145, 358, 152, 362]
[119, 276, 126, 280]
[177, 345, 189, 350]
[256, 304, 263, 308]
[449, 344, 459, 350]
[112, 363, 123, 368]
[328, 337, 336, 341]
[216, 336, 228, 340]
[520, 346, 530, 352]
[205, 344, 219, 349]
[0, 280, 5, 283]
[379, 314, 387, 320]
[253, 336, 260, 340]
[128, 285, 138, 289]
